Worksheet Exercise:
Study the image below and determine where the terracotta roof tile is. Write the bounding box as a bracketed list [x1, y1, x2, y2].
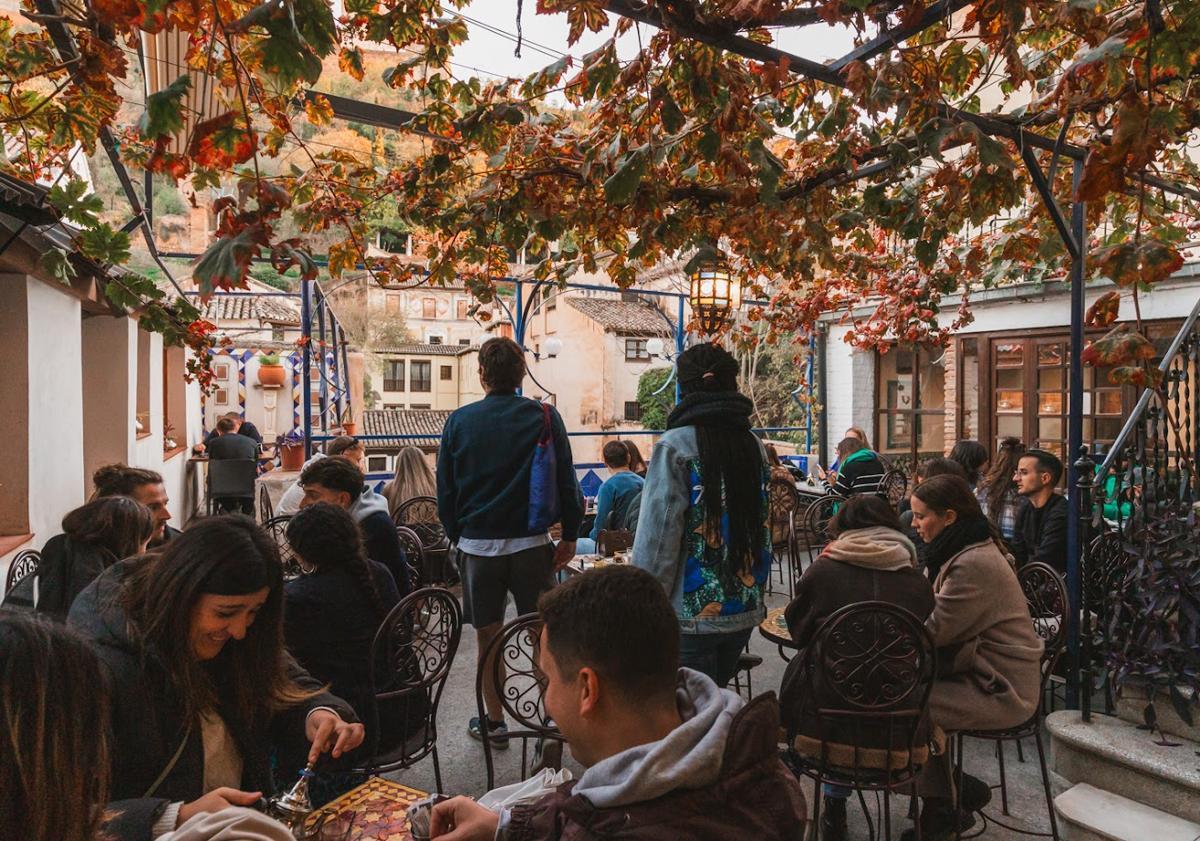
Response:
[361, 409, 452, 448]
[565, 297, 672, 336]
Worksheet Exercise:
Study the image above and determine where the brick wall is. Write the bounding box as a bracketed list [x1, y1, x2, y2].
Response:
[943, 341, 957, 455]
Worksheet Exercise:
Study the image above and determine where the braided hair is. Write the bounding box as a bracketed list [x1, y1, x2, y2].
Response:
[286, 503, 388, 620]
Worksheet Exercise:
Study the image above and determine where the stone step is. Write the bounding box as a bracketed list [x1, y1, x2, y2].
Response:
[1047, 710, 1200, 824]
[1055, 783, 1200, 841]
[1115, 684, 1200, 744]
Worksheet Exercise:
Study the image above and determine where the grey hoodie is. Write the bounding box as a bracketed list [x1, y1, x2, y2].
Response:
[275, 452, 388, 522]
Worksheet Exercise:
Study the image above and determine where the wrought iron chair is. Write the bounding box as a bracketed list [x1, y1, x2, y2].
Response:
[5, 548, 41, 595]
[803, 494, 841, 569]
[394, 496, 453, 583]
[476, 613, 567, 790]
[262, 514, 302, 579]
[353, 587, 462, 793]
[879, 470, 909, 510]
[396, 525, 427, 591]
[784, 601, 938, 841]
[954, 562, 1066, 841]
[768, 478, 802, 595]
[258, 483, 275, 524]
[206, 458, 258, 515]
[596, 528, 633, 557]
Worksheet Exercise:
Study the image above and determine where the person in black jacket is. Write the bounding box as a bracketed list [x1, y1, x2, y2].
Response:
[68, 516, 364, 841]
[298, 457, 412, 593]
[93, 462, 179, 547]
[284, 504, 430, 800]
[823, 437, 888, 497]
[1010, 449, 1068, 572]
[7, 496, 155, 618]
[199, 412, 264, 449]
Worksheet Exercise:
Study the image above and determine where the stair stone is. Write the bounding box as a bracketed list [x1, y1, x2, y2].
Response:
[1047, 710, 1200, 824]
[1055, 783, 1200, 841]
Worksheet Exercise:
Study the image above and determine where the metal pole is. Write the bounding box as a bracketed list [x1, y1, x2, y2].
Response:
[1074, 446, 1095, 720]
[329, 310, 343, 428]
[339, 326, 352, 428]
[676, 294, 686, 405]
[806, 332, 816, 453]
[300, 278, 313, 459]
[1066, 158, 1087, 709]
[316, 287, 329, 437]
[817, 325, 829, 469]
[514, 280, 524, 397]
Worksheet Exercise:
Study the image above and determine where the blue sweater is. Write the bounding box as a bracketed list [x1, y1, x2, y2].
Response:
[589, 471, 644, 540]
[437, 392, 584, 542]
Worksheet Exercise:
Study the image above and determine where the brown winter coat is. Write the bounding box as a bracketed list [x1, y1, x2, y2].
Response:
[926, 539, 1044, 733]
[503, 693, 808, 840]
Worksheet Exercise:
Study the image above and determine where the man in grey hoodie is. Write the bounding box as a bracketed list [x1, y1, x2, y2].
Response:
[430, 565, 807, 841]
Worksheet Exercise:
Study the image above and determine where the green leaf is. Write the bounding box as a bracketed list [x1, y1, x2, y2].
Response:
[41, 247, 76, 285]
[77, 224, 131, 266]
[139, 73, 190, 139]
[193, 227, 263, 294]
[747, 137, 786, 201]
[46, 179, 103, 227]
[698, 127, 720, 162]
[656, 85, 685, 134]
[604, 148, 649, 205]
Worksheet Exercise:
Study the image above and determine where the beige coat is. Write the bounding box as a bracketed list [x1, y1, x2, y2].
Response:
[926, 540, 1044, 733]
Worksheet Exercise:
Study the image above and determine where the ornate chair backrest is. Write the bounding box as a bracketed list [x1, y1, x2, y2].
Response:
[262, 515, 301, 579]
[769, 478, 801, 547]
[1017, 561, 1069, 691]
[879, 471, 908, 510]
[365, 587, 462, 767]
[258, 484, 274, 523]
[803, 495, 842, 565]
[395, 525, 427, 588]
[393, 496, 446, 547]
[5, 549, 41, 594]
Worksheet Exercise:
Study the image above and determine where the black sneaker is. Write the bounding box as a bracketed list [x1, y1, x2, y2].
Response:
[468, 716, 509, 749]
[820, 796, 848, 841]
[959, 773, 993, 813]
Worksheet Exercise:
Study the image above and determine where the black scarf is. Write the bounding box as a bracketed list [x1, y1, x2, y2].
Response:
[923, 513, 995, 581]
[666, 391, 754, 431]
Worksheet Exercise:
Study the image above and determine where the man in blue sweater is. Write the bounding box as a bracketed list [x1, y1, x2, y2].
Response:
[437, 337, 584, 744]
[578, 440, 644, 551]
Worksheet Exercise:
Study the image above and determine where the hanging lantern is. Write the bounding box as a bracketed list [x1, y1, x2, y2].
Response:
[688, 249, 742, 335]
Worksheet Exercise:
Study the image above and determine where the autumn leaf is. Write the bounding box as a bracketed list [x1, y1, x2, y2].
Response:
[304, 93, 335, 126]
[1085, 291, 1120, 328]
[189, 113, 257, 170]
[564, 1, 608, 45]
[1093, 239, 1183, 288]
[604, 148, 649, 205]
[338, 46, 365, 81]
[192, 225, 266, 294]
[271, 239, 319, 281]
[139, 73, 190, 139]
[47, 178, 103, 227]
[1081, 324, 1157, 369]
[77, 223, 131, 266]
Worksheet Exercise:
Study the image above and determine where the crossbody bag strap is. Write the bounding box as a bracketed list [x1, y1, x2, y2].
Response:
[143, 720, 193, 798]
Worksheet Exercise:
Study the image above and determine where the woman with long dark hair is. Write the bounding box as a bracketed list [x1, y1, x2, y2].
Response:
[906, 475, 1043, 839]
[68, 516, 364, 839]
[977, 437, 1026, 540]
[4, 496, 155, 617]
[949, 440, 989, 489]
[624, 439, 649, 478]
[284, 503, 428, 800]
[633, 343, 770, 688]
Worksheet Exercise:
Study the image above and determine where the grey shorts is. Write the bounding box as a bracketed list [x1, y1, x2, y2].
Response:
[459, 543, 556, 628]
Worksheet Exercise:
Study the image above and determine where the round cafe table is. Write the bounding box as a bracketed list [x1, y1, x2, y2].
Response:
[758, 606, 796, 661]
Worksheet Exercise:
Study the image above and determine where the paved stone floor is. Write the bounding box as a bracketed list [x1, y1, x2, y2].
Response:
[386, 573, 1065, 840]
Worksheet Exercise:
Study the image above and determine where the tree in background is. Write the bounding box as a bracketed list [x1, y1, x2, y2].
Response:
[636, 367, 674, 431]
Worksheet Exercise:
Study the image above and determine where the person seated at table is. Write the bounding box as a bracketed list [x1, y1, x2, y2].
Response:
[633, 343, 772, 689]
[949, 440, 989, 492]
[3, 496, 155, 618]
[977, 437, 1026, 542]
[899, 458, 969, 575]
[906, 475, 1043, 841]
[277, 435, 367, 516]
[429, 565, 808, 841]
[1010, 449, 1068, 572]
[822, 436, 887, 498]
[780, 495, 934, 841]
[284, 503, 429, 803]
[577, 440, 644, 553]
[382, 445, 438, 520]
[195, 411, 263, 452]
[0, 612, 297, 841]
[764, 443, 799, 483]
[298, 456, 412, 594]
[624, 439, 649, 479]
[205, 417, 259, 515]
[93, 462, 179, 546]
[67, 517, 365, 841]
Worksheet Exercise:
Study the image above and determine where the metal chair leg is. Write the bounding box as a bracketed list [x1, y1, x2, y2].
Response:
[1034, 728, 1061, 841]
[1016, 737, 1026, 763]
[432, 743, 444, 794]
[996, 740, 1010, 815]
[954, 734, 965, 841]
[811, 778, 824, 841]
[883, 789, 892, 841]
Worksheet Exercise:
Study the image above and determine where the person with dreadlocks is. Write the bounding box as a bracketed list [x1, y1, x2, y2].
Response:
[633, 343, 771, 688]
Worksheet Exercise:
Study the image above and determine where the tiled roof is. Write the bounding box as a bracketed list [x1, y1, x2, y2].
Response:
[200, 280, 301, 325]
[361, 409, 452, 448]
[565, 297, 672, 336]
[373, 343, 478, 357]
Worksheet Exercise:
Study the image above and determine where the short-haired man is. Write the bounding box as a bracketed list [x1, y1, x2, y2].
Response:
[197, 411, 263, 451]
[825, 437, 887, 497]
[299, 457, 411, 593]
[92, 463, 177, 546]
[437, 336, 584, 744]
[205, 417, 259, 514]
[430, 565, 807, 840]
[1011, 449, 1068, 571]
[583, 440, 644, 546]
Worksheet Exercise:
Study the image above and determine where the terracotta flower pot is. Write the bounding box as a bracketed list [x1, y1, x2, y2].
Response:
[342, 422, 357, 435]
[258, 364, 286, 387]
[280, 442, 306, 471]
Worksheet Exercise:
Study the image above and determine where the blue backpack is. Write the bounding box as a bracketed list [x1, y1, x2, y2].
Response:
[527, 401, 560, 532]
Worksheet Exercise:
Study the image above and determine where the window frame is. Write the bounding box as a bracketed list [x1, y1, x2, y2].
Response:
[625, 338, 650, 361]
[383, 360, 406, 392]
[410, 360, 432, 393]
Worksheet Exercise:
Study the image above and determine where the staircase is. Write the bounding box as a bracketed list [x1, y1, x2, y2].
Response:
[1054, 301, 1200, 841]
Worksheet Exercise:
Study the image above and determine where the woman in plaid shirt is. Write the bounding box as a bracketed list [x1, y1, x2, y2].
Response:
[977, 437, 1026, 541]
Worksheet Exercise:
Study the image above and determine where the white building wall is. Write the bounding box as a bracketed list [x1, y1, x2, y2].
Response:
[823, 324, 876, 458]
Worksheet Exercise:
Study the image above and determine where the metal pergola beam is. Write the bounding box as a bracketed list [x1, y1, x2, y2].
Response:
[303, 90, 445, 140]
[828, 0, 974, 73]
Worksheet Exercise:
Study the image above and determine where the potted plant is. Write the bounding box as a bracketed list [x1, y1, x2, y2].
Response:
[257, 352, 286, 387]
[279, 427, 307, 471]
[341, 406, 356, 436]
[163, 421, 178, 452]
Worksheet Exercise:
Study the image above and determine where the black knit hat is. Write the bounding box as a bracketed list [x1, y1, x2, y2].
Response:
[676, 343, 739, 395]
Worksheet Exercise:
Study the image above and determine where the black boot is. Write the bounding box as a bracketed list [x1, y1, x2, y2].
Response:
[820, 796, 847, 841]
[898, 799, 976, 841]
[959, 773, 993, 813]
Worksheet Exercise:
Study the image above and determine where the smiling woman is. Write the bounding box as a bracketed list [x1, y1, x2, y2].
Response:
[66, 516, 365, 841]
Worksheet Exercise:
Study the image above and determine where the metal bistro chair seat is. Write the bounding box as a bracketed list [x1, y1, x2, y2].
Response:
[394, 496, 453, 584]
[785, 601, 938, 841]
[206, 458, 257, 515]
[261, 514, 302, 579]
[353, 587, 462, 793]
[954, 561, 1066, 841]
[477, 613, 567, 790]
